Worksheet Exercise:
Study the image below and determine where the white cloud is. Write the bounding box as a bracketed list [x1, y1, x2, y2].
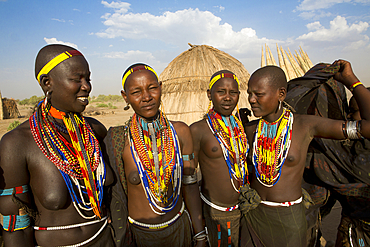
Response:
[51, 18, 65, 22]
[214, 5, 225, 11]
[95, 6, 278, 56]
[297, 16, 369, 50]
[296, 0, 370, 19]
[306, 21, 323, 30]
[101, 0, 130, 14]
[44, 38, 79, 49]
[73, 8, 81, 12]
[104, 50, 155, 61]
[297, 0, 350, 11]
[299, 10, 332, 20]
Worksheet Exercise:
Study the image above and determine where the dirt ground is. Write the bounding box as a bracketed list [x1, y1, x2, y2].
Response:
[0, 101, 133, 139]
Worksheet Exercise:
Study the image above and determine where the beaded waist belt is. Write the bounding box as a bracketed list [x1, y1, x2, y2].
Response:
[34, 216, 107, 231]
[260, 197, 302, 207]
[200, 192, 238, 212]
[128, 201, 185, 230]
[35, 218, 107, 247]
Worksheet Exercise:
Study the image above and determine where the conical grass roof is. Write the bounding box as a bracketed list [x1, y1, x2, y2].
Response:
[159, 44, 250, 125]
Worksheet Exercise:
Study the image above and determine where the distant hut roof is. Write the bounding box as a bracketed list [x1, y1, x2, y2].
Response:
[2, 98, 20, 119]
[159, 43, 250, 124]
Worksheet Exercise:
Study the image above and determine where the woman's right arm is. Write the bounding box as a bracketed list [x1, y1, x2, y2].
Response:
[0, 128, 35, 247]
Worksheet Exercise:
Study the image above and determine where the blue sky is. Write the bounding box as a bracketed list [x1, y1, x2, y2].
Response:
[1, 0, 369, 100]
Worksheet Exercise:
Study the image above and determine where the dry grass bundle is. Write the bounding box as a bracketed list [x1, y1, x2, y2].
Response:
[262, 44, 314, 81]
[159, 44, 250, 125]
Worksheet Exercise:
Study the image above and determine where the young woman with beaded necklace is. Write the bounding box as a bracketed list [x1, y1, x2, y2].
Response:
[0, 44, 114, 247]
[104, 63, 206, 247]
[239, 60, 370, 246]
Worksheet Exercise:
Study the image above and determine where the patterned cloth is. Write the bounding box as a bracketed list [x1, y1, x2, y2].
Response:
[130, 211, 192, 247]
[286, 63, 347, 120]
[104, 125, 135, 247]
[203, 202, 242, 247]
[336, 215, 370, 247]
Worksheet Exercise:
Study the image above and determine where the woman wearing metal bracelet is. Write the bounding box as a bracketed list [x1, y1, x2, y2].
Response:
[239, 59, 370, 246]
[0, 44, 114, 247]
[104, 63, 206, 247]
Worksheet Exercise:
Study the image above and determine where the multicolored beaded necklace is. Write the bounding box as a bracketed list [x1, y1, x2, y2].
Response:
[252, 108, 293, 187]
[206, 108, 249, 192]
[30, 101, 105, 219]
[128, 111, 182, 214]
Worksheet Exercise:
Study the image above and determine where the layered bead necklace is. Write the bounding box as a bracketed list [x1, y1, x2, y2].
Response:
[30, 101, 105, 219]
[206, 108, 249, 192]
[252, 108, 293, 187]
[128, 112, 182, 215]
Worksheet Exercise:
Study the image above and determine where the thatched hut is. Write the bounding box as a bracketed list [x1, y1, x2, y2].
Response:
[0, 91, 20, 119]
[159, 44, 250, 125]
[2, 98, 20, 119]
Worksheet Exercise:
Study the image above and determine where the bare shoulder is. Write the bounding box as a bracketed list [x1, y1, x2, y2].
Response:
[171, 120, 191, 136]
[170, 121, 193, 152]
[85, 116, 107, 141]
[0, 120, 32, 149]
[190, 119, 207, 135]
[0, 120, 32, 171]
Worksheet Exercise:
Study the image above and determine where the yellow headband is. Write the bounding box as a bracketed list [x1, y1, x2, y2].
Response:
[122, 65, 158, 89]
[37, 50, 83, 83]
[209, 73, 239, 89]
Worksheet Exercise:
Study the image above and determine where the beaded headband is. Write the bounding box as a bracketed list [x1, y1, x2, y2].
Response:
[209, 73, 239, 90]
[122, 65, 158, 89]
[37, 50, 83, 83]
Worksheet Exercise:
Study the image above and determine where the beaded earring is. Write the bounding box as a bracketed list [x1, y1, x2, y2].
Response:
[278, 100, 282, 111]
[207, 100, 212, 112]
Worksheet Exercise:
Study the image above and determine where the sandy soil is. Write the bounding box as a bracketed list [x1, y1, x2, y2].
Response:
[0, 101, 133, 139]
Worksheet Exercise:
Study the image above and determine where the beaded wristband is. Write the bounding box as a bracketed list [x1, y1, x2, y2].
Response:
[0, 213, 30, 232]
[349, 81, 362, 92]
[182, 153, 194, 161]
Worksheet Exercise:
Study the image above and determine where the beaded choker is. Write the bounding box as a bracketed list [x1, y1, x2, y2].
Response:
[252, 108, 293, 187]
[206, 108, 249, 192]
[30, 101, 105, 219]
[128, 112, 182, 214]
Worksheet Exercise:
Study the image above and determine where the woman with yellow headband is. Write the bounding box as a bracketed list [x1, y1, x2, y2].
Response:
[104, 63, 206, 246]
[0, 44, 115, 247]
[190, 70, 249, 246]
